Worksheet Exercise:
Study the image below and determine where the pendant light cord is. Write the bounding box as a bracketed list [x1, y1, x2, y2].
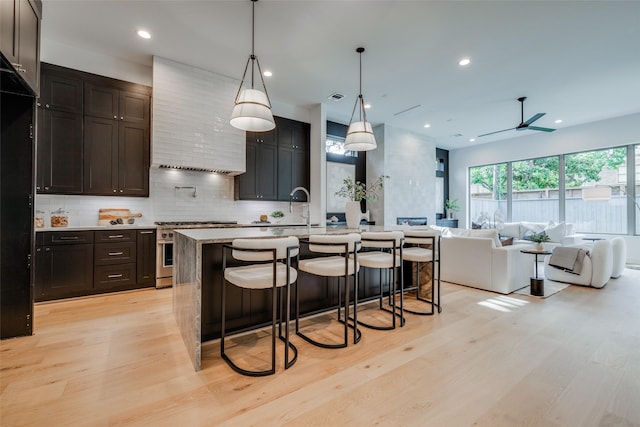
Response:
[250, 0, 256, 88]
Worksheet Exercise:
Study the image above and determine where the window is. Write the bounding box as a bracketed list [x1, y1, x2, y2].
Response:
[636, 145, 640, 235]
[325, 136, 357, 157]
[469, 163, 507, 228]
[512, 156, 559, 223]
[468, 145, 637, 236]
[565, 147, 627, 234]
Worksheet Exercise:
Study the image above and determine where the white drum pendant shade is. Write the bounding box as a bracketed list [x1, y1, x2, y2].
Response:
[344, 121, 376, 151]
[230, 88, 275, 132]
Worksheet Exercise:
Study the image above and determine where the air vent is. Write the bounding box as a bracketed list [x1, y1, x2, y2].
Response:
[328, 92, 345, 101]
[158, 164, 233, 175]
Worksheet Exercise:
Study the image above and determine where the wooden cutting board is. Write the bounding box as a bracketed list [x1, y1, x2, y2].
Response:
[98, 208, 143, 225]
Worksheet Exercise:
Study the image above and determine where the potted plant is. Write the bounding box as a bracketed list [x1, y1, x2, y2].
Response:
[529, 232, 551, 251]
[335, 175, 388, 228]
[270, 210, 284, 223]
[445, 198, 460, 219]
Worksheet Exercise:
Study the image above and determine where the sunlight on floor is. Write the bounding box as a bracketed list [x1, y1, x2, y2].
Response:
[477, 295, 530, 312]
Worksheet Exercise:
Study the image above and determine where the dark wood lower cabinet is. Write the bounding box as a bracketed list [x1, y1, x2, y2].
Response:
[200, 243, 400, 342]
[35, 228, 155, 302]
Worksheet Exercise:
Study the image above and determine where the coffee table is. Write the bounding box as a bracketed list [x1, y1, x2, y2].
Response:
[520, 249, 552, 296]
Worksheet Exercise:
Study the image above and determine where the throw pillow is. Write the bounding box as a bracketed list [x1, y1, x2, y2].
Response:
[520, 222, 547, 239]
[500, 237, 514, 246]
[545, 222, 567, 243]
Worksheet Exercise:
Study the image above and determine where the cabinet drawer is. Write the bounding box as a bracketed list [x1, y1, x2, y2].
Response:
[94, 263, 136, 288]
[94, 241, 136, 265]
[44, 231, 94, 245]
[94, 229, 136, 242]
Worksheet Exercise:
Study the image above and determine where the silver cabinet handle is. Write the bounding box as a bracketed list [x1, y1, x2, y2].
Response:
[139, 231, 153, 234]
[108, 235, 124, 239]
[120, 190, 124, 193]
[108, 274, 123, 278]
[113, 115, 117, 119]
[108, 251, 124, 256]
[113, 189, 117, 193]
[59, 236, 79, 240]
[120, 117, 123, 120]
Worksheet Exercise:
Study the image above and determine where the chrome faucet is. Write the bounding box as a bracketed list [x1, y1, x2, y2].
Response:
[289, 186, 311, 228]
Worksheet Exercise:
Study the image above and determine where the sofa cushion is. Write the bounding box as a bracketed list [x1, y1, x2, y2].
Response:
[544, 222, 567, 243]
[520, 221, 548, 239]
[501, 222, 520, 239]
[449, 228, 501, 247]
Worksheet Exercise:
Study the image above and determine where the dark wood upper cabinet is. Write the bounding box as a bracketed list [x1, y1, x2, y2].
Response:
[236, 116, 310, 202]
[83, 116, 119, 195]
[39, 64, 83, 114]
[0, 0, 41, 95]
[237, 128, 278, 200]
[36, 108, 83, 194]
[276, 117, 310, 201]
[36, 63, 150, 197]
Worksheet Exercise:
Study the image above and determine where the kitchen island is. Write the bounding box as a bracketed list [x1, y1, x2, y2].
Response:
[174, 225, 414, 371]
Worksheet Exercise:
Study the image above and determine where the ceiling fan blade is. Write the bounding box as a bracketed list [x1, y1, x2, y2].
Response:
[528, 126, 556, 132]
[478, 127, 516, 137]
[523, 112, 545, 126]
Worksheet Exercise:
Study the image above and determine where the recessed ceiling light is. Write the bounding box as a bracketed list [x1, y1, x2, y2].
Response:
[423, 124, 431, 128]
[137, 30, 151, 39]
[555, 119, 563, 124]
[364, 104, 371, 109]
[263, 70, 272, 77]
[469, 138, 475, 142]
[458, 58, 471, 66]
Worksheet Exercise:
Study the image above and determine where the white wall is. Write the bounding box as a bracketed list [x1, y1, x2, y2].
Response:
[449, 112, 640, 263]
[368, 124, 437, 226]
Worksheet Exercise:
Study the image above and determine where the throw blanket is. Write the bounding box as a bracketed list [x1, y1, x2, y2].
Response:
[549, 247, 589, 274]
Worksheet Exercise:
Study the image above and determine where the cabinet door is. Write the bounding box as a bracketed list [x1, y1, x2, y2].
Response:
[41, 244, 93, 300]
[237, 141, 258, 199]
[276, 118, 310, 201]
[256, 142, 278, 200]
[40, 70, 83, 114]
[84, 116, 118, 195]
[84, 83, 118, 119]
[17, 0, 39, 95]
[37, 109, 83, 194]
[136, 230, 156, 285]
[236, 140, 277, 200]
[118, 122, 149, 196]
[0, 0, 18, 64]
[119, 91, 149, 124]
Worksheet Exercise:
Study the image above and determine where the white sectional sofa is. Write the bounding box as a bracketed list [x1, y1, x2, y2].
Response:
[499, 221, 583, 249]
[436, 228, 534, 294]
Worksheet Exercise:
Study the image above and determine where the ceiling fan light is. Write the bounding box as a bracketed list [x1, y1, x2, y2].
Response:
[344, 121, 377, 151]
[230, 89, 275, 131]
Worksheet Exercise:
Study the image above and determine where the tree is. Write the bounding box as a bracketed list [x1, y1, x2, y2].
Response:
[470, 148, 626, 195]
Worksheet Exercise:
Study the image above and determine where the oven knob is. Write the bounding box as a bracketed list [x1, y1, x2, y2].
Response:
[169, 232, 173, 238]
[162, 232, 168, 239]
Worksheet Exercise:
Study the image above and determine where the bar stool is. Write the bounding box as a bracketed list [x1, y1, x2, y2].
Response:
[296, 233, 362, 348]
[401, 229, 441, 315]
[220, 236, 299, 376]
[356, 231, 405, 330]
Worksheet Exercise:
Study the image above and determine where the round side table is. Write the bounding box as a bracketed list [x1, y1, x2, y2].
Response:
[520, 249, 552, 296]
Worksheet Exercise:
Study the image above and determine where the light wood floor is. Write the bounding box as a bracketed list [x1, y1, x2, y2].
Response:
[2, 270, 640, 426]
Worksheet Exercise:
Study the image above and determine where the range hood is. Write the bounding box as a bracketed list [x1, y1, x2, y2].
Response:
[152, 57, 246, 176]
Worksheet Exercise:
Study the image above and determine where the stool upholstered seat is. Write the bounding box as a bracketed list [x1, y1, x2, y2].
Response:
[296, 233, 362, 348]
[357, 231, 405, 330]
[401, 229, 441, 315]
[221, 236, 299, 376]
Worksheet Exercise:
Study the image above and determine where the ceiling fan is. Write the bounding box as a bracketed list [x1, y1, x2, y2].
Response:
[478, 96, 556, 137]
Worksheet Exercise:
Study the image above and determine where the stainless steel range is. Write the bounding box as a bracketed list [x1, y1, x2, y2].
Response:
[155, 220, 239, 288]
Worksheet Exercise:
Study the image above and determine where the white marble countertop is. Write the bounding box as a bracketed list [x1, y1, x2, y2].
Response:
[35, 224, 157, 232]
[175, 224, 426, 243]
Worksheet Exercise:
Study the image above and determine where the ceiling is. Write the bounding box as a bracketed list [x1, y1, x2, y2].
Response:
[40, 0, 640, 150]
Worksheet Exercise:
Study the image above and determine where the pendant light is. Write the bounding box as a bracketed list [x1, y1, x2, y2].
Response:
[344, 47, 377, 151]
[230, 0, 275, 132]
